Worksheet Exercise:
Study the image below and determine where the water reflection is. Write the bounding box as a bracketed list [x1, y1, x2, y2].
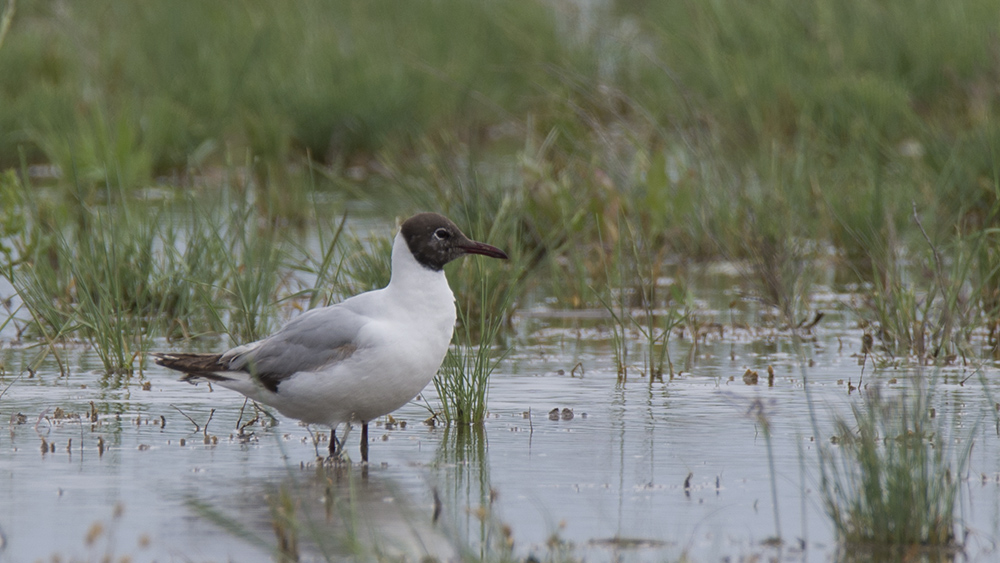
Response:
[177, 424, 507, 561]
[187, 455, 461, 561]
[431, 425, 507, 559]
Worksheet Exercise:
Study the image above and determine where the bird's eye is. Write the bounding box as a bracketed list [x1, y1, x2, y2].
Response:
[433, 228, 451, 240]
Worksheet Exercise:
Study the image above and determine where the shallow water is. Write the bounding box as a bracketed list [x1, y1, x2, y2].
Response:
[2, 278, 1000, 562]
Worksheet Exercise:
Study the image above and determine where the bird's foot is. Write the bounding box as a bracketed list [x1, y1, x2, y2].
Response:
[325, 452, 351, 466]
[326, 444, 350, 465]
[326, 425, 353, 465]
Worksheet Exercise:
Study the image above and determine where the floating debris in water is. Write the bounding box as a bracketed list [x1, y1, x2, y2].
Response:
[97, 436, 105, 456]
[767, 365, 775, 386]
[861, 333, 873, 354]
[432, 487, 442, 523]
[761, 536, 784, 547]
[547, 408, 577, 421]
[742, 369, 758, 385]
[85, 522, 104, 546]
[588, 536, 668, 549]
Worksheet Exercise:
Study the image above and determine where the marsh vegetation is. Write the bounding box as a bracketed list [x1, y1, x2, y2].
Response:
[2, 0, 1000, 560]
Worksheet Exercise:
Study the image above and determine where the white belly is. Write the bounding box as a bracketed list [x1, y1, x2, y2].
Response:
[241, 316, 453, 426]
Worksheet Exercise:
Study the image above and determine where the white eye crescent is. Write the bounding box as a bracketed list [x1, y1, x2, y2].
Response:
[433, 228, 451, 240]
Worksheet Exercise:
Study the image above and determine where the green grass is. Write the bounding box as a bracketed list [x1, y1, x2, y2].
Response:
[337, 231, 392, 300]
[435, 280, 511, 427]
[213, 196, 288, 344]
[434, 194, 523, 426]
[856, 204, 999, 360]
[595, 214, 689, 381]
[68, 203, 156, 376]
[0, 167, 332, 371]
[3, 175, 167, 376]
[818, 382, 967, 555]
[0, 0, 580, 173]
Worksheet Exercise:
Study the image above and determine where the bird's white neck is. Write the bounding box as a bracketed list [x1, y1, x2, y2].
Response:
[386, 232, 456, 307]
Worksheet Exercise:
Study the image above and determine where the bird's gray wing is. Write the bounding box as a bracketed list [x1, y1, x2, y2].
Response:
[221, 304, 368, 393]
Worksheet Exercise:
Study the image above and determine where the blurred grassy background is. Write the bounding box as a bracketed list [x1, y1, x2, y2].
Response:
[0, 0, 576, 171]
[2, 0, 1000, 362]
[1, 0, 996, 230]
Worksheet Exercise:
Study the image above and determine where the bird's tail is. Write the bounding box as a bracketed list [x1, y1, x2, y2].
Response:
[149, 352, 235, 383]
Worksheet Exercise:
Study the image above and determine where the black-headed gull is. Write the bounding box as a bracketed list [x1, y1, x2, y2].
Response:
[152, 212, 508, 462]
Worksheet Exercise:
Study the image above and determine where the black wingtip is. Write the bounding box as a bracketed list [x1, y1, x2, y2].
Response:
[151, 352, 227, 375]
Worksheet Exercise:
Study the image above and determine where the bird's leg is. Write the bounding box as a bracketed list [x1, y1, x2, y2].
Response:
[360, 422, 369, 463]
[329, 426, 339, 458]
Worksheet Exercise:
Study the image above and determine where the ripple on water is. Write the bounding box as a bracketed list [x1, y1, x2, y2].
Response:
[1, 306, 999, 561]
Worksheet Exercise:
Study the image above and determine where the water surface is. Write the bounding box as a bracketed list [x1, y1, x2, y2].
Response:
[2, 279, 999, 562]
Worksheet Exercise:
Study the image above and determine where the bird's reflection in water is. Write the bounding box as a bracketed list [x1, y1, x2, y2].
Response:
[429, 425, 514, 559]
[189, 458, 461, 561]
